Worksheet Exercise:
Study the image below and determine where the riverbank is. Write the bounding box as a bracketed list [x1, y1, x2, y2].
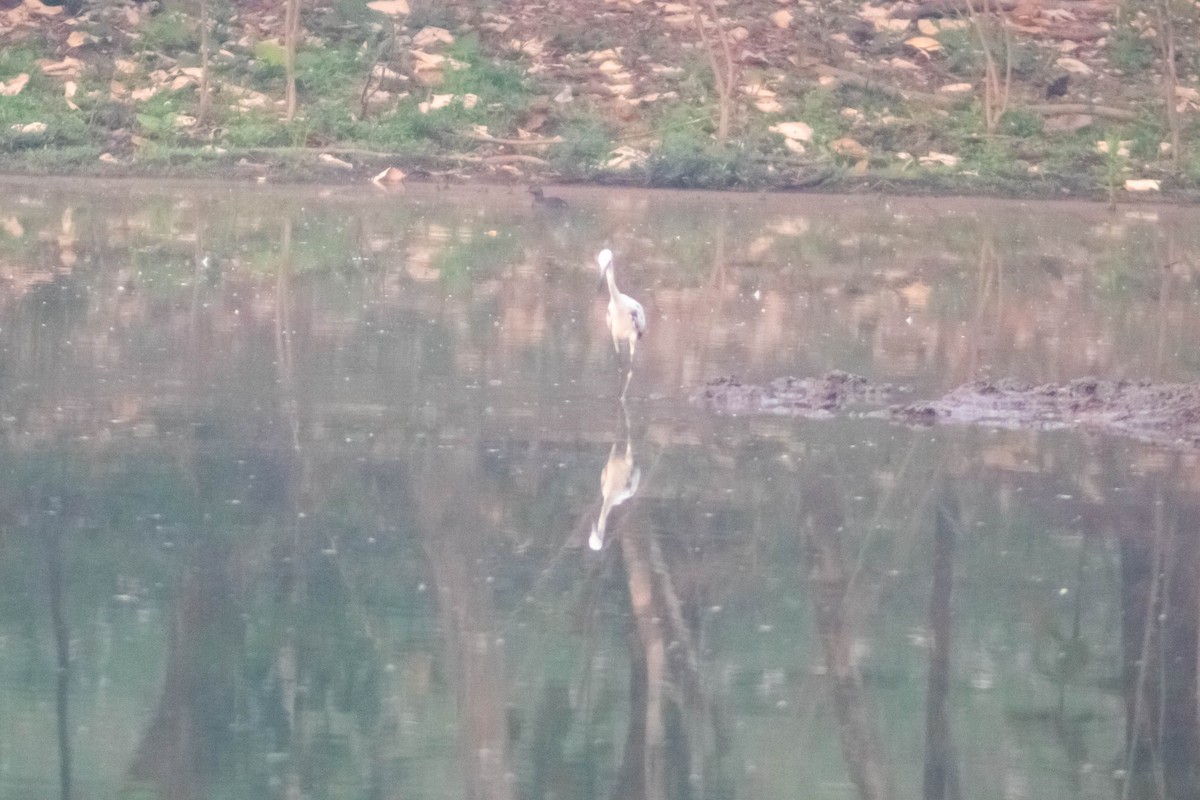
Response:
[2, 0, 1198, 200]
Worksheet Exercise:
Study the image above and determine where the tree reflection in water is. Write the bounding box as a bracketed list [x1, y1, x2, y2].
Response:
[0, 183, 1199, 799]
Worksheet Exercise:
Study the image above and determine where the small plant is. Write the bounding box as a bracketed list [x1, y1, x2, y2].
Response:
[1099, 133, 1127, 208]
[404, 0, 459, 31]
[1000, 109, 1043, 137]
[939, 28, 982, 77]
[1107, 22, 1155, 73]
[142, 10, 201, 55]
[549, 113, 615, 179]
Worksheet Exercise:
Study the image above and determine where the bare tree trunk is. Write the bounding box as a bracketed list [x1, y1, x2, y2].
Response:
[198, 0, 211, 125]
[1156, 1, 1181, 169]
[685, 0, 736, 143]
[966, 0, 1012, 132]
[804, 479, 896, 800]
[284, 0, 300, 122]
[47, 528, 73, 800]
[923, 505, 960, 800]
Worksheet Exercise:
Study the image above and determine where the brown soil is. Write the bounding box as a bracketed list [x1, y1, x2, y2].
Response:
[695, 371, 904, 416]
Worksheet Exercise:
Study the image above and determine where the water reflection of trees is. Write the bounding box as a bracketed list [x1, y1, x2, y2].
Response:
[3, 186, 1200, 798]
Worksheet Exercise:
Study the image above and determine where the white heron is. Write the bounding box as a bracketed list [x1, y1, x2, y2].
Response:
[597, 248, 646, 371]
[589, 405, 641, 551]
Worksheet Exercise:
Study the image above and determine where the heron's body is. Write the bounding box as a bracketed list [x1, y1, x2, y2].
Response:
[590, 439, 640, 551]
[598, 249, 646, 360]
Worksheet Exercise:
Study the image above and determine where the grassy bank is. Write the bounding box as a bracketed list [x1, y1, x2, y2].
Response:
[2, 0, 1199, 199]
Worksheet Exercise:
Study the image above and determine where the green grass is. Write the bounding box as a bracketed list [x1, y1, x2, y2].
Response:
[141, 9, 200, 56]
[549, 112, 616, 178]
[1107, 21, 1156, 73]
[0, 47, 91, 150]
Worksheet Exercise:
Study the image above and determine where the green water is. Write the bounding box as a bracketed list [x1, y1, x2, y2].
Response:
[1, 179, 1198, 800]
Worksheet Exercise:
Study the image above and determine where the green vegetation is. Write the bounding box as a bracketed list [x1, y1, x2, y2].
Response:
[1, 0, 1199, 199]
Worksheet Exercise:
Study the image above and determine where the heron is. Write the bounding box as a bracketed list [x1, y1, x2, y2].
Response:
[589, 403, 641, 551]
[598, 248, 646, 357]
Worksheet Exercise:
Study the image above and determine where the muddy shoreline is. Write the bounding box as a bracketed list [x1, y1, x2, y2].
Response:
[699, 373, 1200, 447]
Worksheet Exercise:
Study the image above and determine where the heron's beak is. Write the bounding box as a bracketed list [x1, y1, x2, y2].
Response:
[596, 265, 609, 293]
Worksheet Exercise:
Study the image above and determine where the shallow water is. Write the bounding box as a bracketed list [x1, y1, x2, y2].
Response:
[1, 178, 1199, 800]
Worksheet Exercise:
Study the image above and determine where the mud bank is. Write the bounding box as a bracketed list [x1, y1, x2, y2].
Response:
[695, 371, 904, 417]
[891, 378, 1200, 446]
[700, 374, 1200, 447]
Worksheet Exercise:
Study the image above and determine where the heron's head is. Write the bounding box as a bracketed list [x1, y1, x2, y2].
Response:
[588, 523, 603, 551]
[597, 249, 613, 275]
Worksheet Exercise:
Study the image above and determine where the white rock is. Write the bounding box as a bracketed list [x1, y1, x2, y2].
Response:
[1055, 57, 1092, 75]
[920, 151, 959, 167]
[769, 121, 814, 141]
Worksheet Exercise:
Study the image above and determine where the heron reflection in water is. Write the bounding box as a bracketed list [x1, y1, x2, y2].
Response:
[589, 400, 641, 551]
[597, 248, 646, 398]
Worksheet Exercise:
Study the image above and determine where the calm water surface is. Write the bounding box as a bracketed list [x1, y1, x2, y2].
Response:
[1, 178, 1199, 800]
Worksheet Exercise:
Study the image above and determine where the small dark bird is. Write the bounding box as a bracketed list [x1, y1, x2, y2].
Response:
[529, 185, 568, 210]
[1046, 74, 1070, 99]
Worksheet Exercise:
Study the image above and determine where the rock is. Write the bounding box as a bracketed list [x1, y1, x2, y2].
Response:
[418, 93, 454, 113]
[0, 73, 30, 97]
[831, 137, 869, 159]
[606, 146, 647, 170]
[37, 57, 84, 78]
[939, 82, 973, 94]
[371, 166, 406, 186]
[1043, 114, 1093, 133]
[770, 9, 792, 27]
[413, 26, 454, 48]
[920, 151, 959, 167]
[366, 0, 409, 15]
[318, 153, 354, 170]
[1055, 57, 1092, 75]
[905, 36, 941, 53]
[769, 121, 813, 141]
[1124, 179, 1160, 192]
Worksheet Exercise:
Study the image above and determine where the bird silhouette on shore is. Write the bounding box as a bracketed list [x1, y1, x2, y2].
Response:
[529, 185, 568, 210]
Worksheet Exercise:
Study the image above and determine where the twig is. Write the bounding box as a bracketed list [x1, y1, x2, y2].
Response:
[813, 64, 959, 108]
[1026, 103, 1139, 121]
[465, 132, 563, 146]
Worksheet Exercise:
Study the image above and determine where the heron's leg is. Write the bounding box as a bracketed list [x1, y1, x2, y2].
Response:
[611, 330, 620, 353]
[628, 335, 636, 360]
[621, 367, 633, 399]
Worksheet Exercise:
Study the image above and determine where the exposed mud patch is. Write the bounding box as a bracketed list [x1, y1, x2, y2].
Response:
[698, 373, 1200, 447]
[890, 378, 1200, 447]
[696, 371, 903, 417]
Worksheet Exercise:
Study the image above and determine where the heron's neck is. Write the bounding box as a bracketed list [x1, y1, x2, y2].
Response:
[605, 265, 619, 299]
